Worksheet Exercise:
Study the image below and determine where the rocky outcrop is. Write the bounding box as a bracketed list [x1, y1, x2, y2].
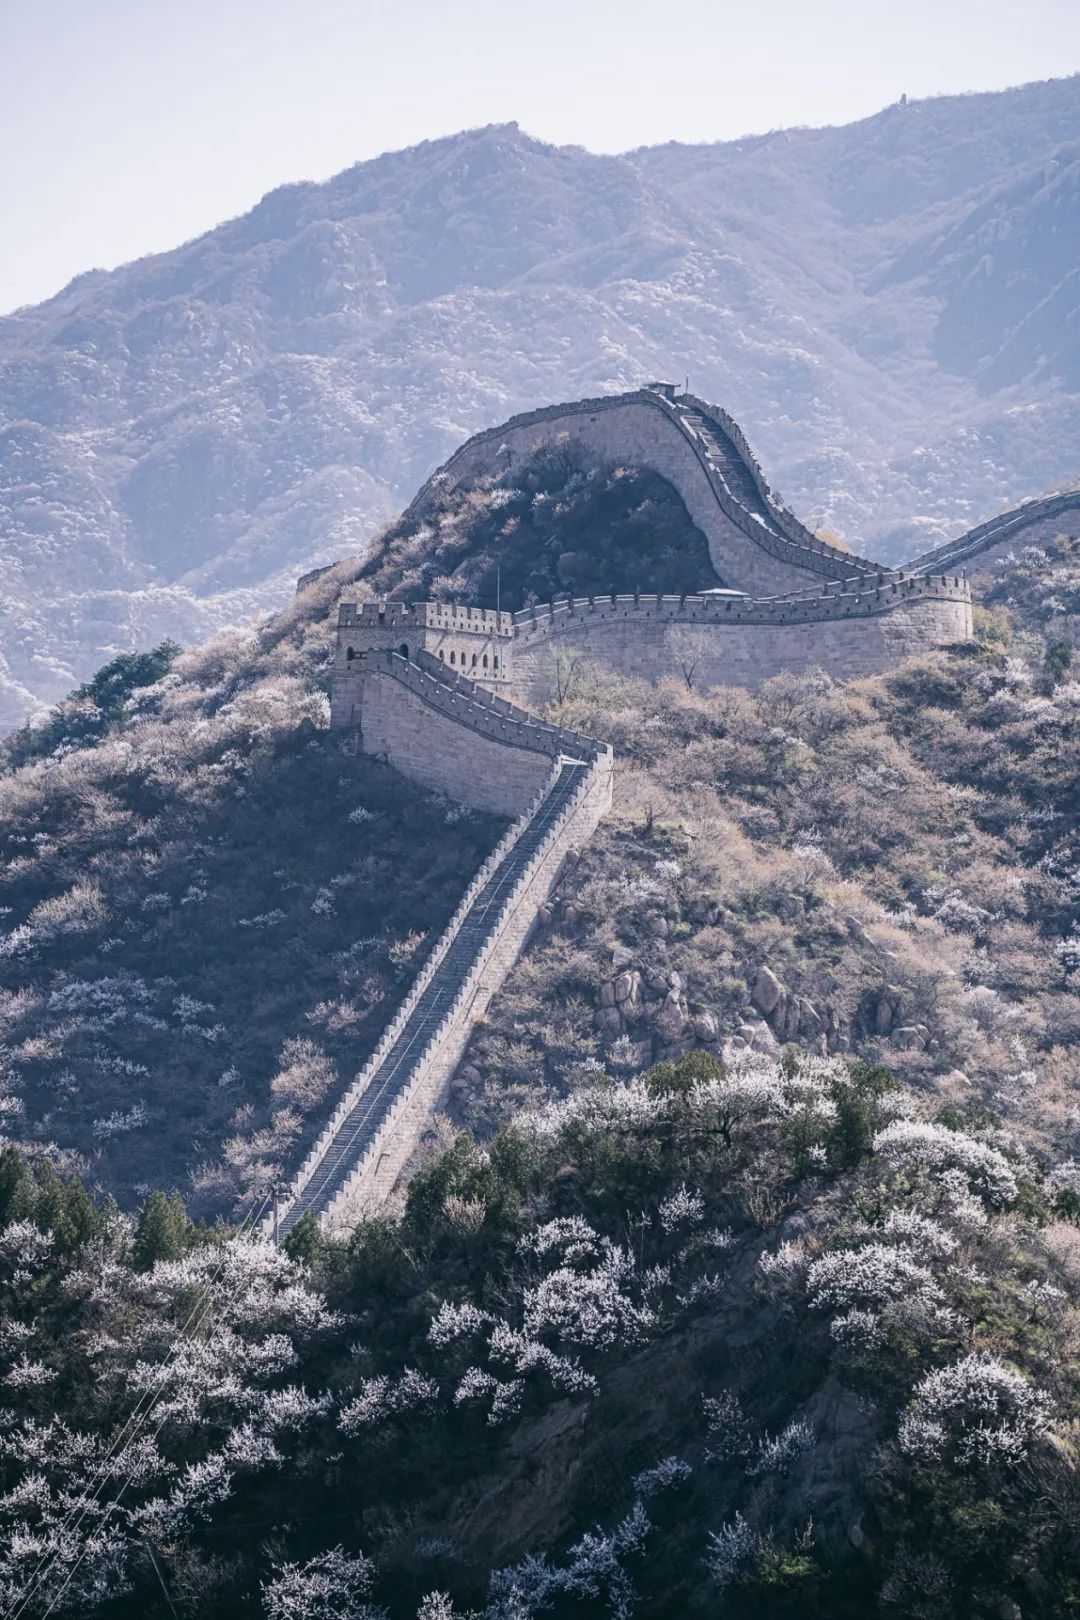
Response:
[751, 964, 828, 1052]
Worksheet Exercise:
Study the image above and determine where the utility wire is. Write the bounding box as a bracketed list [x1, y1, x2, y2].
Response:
[6, 1192, 271, 1620]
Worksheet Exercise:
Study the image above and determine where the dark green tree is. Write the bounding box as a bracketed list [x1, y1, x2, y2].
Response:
[282, 1210, 324, 1268]
[132, 1191, 191, 1271]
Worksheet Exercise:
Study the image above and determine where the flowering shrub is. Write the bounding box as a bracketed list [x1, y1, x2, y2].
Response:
[872, 1119, 1019, 1207]
[706, 1512, 757, 1591]
[338, 1369, 438, 1433]
[262, 1546, 381, 1620]
[807, 1244, 942, 1315]
[898, 1354, 1051, 1467]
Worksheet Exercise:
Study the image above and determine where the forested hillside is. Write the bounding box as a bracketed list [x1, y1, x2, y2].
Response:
[0, 449, 1077, 1616]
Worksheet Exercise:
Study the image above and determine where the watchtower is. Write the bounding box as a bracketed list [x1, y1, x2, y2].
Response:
[330, 600, 514, 730]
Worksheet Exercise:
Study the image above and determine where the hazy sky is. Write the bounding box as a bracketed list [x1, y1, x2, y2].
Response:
[3, 0, 1079, 314]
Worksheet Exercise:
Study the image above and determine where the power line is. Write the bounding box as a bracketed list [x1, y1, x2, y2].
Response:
[6, 1192, 272, 1620]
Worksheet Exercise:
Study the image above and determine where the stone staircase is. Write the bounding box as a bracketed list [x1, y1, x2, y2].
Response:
[674, 402, 787, 540]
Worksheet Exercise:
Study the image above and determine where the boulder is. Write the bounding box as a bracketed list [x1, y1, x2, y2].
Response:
[752, 965, 785, 1017]
[737, 1019, 780, 1055]
[693, 1010, 718, 1041]
[645, 913, 669, 938]
[654, 991, 686, 1041]
[613, 970, 641, 1006]
[595, 1006, 622, 1034]
[796, 997, 823, 1038]
[874, 984, 906, 1036]
[890, 1024, 929, 1052]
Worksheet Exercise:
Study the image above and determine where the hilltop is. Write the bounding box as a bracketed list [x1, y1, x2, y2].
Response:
[3, 75, 1080, 724]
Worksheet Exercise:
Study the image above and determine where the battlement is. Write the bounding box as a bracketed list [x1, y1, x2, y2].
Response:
[340, 601, 514, 636]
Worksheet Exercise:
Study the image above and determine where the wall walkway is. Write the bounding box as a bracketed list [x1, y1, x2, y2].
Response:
[909, 489, 1080, 576]
[268, 659, 612, 1237]
[508, 576, 973, 699]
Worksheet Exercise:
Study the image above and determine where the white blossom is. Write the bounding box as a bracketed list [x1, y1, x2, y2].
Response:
[829, 1308, 885, 1351]
[427, 1300, 491, 1348]
[262, 1545, 382, 1620]
[898, 1354, 1050, 1467]
[0, 1221, 53, 1276]
[518, 1216, 601, 1264]
[705, 1512, 757, 1591]
[488, 1322, 597, 1396]
[522, 1245, 655, 1349]
[747, 1417, 815, 1477]
[632, 1456, 692, 1497]
[873, 1119, 1018, 1208]
[658, 1185, 705, 1233]
[807, 1244, 942, 1315]
[338, 1369, 438, 1433]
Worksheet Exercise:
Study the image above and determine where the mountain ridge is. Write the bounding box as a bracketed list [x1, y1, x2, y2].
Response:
[2, 76, 1079, 727]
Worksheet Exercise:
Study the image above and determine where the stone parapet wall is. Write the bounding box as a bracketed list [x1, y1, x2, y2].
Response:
[264, 761, 563, 1237]
[322, 755, 613, 1228]
[355, 649, 607, 816]
[265, 751, 612, 1238]
[508, 582, 973, 699]
[401, 389, 877, 596]
[910, 491, 1080, 575]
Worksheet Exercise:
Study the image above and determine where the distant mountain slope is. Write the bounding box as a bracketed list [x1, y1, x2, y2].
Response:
[3, 75, 1080, 726]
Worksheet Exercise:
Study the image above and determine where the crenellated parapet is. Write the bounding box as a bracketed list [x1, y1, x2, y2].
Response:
[505, 575, 972, 701]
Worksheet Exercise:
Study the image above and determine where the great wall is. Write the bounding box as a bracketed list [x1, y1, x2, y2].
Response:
[268, 384, 1080, 1238]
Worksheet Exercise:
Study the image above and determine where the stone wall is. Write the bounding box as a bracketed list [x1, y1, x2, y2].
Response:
[357, 648, 604, 816]
[322, 754, 613, 1228]
[508, 583, 974, 700]
[910, 490, 1080, 575]
[265, 748, 613, 1238]
[403, 389, 880, 597]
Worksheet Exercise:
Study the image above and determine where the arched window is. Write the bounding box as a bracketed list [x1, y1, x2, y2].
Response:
[493, 655, 499, 672]
[398, 642, 409, 660]
[346, 646, 356, 661]
[482, 653, 489, 669]
[471, 652, 478, 667]
[438, 649, 445, 660]
[450, 650, 456, 664]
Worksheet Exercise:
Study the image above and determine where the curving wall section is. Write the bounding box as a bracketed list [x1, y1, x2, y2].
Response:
[360, 648, 605, 816]
[403, 388, 886, 597]
[507, 577, 973, 701]
[909, 490, 1080, 577]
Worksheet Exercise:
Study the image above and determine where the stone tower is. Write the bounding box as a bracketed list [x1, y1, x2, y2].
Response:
[330, 600, 514, 730]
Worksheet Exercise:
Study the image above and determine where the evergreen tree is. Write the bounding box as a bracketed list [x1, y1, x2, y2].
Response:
[132, 1191, 190, 1271]
[0, 1145, 34, 1226]
[282, 1209, 324, 1268]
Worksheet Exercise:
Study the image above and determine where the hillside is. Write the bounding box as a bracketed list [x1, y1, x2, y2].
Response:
[0, 451, 1078, 1615]
[3, 75, 1080, 725]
